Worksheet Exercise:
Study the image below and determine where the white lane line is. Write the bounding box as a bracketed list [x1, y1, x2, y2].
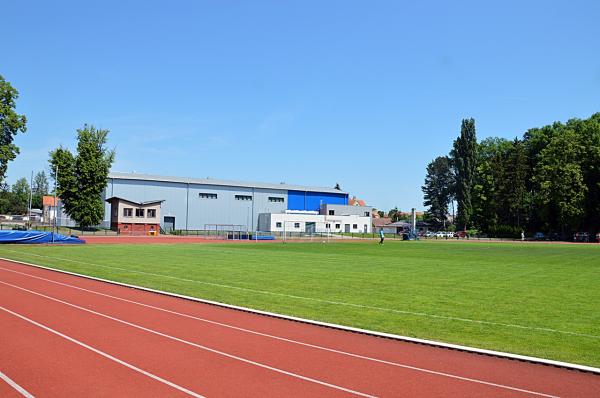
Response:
[0, 266, 563, 398]
[1, 249, 596, 340]
[0, 306, 205, 398]
[0, 371, 35, 398]
[0, 281, 376, 398]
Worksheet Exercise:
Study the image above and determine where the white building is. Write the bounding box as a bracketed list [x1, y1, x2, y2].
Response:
[258, 204, 373, 234]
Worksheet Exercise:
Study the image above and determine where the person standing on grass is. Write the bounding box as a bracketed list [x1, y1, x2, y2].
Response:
[379, 229, 385, 245]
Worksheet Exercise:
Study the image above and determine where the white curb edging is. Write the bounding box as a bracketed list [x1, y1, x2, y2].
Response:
[2, 256, 599, 375]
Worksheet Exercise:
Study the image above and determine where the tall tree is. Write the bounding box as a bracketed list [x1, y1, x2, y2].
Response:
[422, 156, 453, 228]
[49, 125, 115, 228]
[533, 128, 586, 235]
[0, 75, 27, 184]
[451, 118, 477, 230]
[504, 138, 530, 227]
[32, 171, 49, 195]
[10, 177, 30, 214]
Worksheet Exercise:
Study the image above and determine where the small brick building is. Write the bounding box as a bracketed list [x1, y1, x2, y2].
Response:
[105, 197, 164, 235]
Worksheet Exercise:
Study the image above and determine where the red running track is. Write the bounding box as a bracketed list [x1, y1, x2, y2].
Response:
[0, 259, 598, 397]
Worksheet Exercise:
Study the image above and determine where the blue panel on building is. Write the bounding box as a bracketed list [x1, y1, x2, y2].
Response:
[287, 190, 348, 211]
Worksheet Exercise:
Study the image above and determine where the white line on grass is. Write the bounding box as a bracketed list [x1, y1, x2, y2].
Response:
[0, 306, 205, 398]
[0, 371, 35, 398]
[0, 266, 562, 398]
[0, 280, 376, 398]
[1, 249, 598, 340]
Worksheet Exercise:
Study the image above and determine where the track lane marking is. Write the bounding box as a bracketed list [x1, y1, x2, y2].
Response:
[0, 306, 205, 398]
[1, 249, 596, 340]
[0, 280, 376, 398]
[0, 276, 558, 398]
[0, 371, 35, 398]
[0, 266, 565, 397]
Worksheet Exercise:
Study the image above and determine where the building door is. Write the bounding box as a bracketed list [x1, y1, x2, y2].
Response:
[363, 224, 368, 233]
[344, 224, 350, 233]
[306, 222, 316, 234]
[164, 216, 175, 233]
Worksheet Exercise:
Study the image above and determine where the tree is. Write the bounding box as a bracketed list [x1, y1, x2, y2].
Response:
[10, 178, 30, 214]
[451, 118, 477, 231]
[533, 128, 586, 235]
[0, 75, 27, 184]
[31, 171, 49, 209]
[504, 139, 530, 227]
[49, 125, 115, 228]
[33, 171, 49, 195]
[422, 156, 453, 228]
[387, 207, 401, 222]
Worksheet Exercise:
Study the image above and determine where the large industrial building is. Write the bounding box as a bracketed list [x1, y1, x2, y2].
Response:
[102, 172, 371, 234]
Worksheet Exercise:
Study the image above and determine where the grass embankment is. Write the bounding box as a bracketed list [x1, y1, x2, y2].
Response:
[0, 240, 598, 367]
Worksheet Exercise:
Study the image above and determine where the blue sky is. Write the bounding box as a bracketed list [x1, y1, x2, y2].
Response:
[3, 1, 599, 211]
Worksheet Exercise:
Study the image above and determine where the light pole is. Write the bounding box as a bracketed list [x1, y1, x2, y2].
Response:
[52, 165, 58, 243]
[27, 171, 33, 230]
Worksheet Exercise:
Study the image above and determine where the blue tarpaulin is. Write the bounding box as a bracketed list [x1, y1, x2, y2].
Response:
[0, 230, 85, 244]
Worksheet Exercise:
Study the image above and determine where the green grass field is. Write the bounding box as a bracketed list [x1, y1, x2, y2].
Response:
[0, 240, 598, 367]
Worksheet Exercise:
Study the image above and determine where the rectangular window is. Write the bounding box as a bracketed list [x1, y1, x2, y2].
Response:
[335, 224, 340, 229]
[123, 208, 133, 217]
[294, 222, 300, 228]
[364, 211, 370, 217]
[353, 224, 358, 229]
[328, 210, 334, 215]
[326, 223, 331, 229]
[235, 195, 252, 201]
[147, 209, 156, 218]
[276, 222, 282, 228]
[268, 197, 284, 203]
[199, 193, 217, 199]
[135, 209, 145, 218]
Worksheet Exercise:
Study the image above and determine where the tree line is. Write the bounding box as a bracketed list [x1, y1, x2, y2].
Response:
[422, 113, 600, 237]
[0, 171, 49, 215]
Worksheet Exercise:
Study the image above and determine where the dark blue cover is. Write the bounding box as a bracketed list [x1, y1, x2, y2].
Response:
[0, 230, 85, 244]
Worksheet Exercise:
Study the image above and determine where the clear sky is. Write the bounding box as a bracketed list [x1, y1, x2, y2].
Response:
[3, 1, 599, 211]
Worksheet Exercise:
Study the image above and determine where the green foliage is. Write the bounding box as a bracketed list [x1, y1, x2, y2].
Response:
[451, 118, 477, 230]
[487, 225, 522, 239]
[533, 127, 586, 234]
[0, 75, 27, 184]
[422, 156, 453, 228]
[49, 125, 115, 228]
[10, 177, 30, 214]
[431, 112, 600, 237]
[33, 171, 49, 195]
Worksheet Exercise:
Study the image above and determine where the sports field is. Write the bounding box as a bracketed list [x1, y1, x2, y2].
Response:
[0, 240, 598, 368]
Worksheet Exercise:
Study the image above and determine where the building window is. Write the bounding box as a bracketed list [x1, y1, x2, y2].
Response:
[199, 193, 217, 199]
[294, 223, 300, 228]
[136, 209, 145, 218]
[335, 224, 340, 229]
[235, 195, 252, 201]
[328, 210, 334, 215]
[276, 222, 282, 228]
[364, 211, 370, 217]
[123, 208, 133, 217]
[269, 197, 284, 203]
[326, 223, 331, 229]
[353, 224, 358, 229]
[147, 209, 156, 218]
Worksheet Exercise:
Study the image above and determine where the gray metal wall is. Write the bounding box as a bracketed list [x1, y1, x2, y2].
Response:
[320, 204, 373, 217]
[103, 178, 287, 230]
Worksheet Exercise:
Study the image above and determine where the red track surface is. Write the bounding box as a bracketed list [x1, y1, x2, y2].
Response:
[0, 260, 598, 397]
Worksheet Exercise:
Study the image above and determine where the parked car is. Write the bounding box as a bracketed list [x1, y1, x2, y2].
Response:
[533, 232, 545, 241]
[454, 231, 467, 238]
[573, 232, 590, 242]
[596, 232, 600, 243]
[424, 231, 435, 238]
